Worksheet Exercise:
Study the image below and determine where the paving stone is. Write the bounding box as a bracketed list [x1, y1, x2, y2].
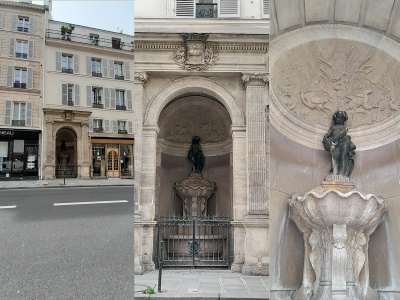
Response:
[246, 284, 269, 294]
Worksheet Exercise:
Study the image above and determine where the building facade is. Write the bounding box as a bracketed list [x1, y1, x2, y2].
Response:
[0, 1, 46, 179]
[42, 20, 135, 180]
[134, 0, 270, 276]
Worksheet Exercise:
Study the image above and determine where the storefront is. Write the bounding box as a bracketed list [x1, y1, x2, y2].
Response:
[90, 138, 134, 179]
[0, 129, 40, 179]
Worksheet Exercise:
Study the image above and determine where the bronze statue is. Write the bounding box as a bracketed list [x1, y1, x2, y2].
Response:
[188, 136, 205, 173]
[323, 111, 356, 177]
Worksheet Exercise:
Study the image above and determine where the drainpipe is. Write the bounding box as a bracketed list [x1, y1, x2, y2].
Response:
[40, 5, 48, 180]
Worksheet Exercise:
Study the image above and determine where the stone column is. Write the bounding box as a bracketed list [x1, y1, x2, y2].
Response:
[80, 121, 91, 179]
[241, 73, 269, 275]
[43, 119, 55, 180]
[231, 125, 247, 273]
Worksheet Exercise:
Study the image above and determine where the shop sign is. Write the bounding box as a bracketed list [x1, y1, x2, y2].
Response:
[0, 130, 14, 137]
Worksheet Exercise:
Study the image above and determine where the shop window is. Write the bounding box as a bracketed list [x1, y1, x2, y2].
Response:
[118, 121, 127, 134]
[62, 54, 73, 73]
[91, 58, 102, 77]
[92, 144, 106, 177]
[14, 68, 27, 89]
[116, 90, 126, 110]
[120, 144, 133, 177]
[92, 87, 103, 108]
[114, 62, 124, 80]
[16, 40, 28, 59]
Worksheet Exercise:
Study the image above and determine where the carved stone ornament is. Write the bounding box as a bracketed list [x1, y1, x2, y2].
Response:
[134, 71, 148, 84]
[172, 33, 218, 71]
[242, 73, 269, 85]
[272, 39, 400, 128]
[288, 183, 387, 300]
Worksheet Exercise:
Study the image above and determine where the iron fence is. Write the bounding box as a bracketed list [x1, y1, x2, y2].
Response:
[56, 164, 78, 178]
[157, 216, 230, 268]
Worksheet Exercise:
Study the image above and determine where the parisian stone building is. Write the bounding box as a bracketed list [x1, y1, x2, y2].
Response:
[134, 0, 270, 276]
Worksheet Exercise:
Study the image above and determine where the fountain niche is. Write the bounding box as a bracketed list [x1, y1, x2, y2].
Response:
[288, 112, 387, 300]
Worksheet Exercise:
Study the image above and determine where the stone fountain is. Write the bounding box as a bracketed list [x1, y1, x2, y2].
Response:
[288, 112, 387, 300]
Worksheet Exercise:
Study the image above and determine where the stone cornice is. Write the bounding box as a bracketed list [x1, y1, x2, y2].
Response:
[0, 1, 46, 12]
[135, 42, 268, 52]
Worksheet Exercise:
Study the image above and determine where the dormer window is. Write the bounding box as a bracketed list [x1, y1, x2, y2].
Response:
[90, 34, 99, 46]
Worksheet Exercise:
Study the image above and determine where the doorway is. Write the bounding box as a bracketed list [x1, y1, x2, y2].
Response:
[106, 149, 119, 178]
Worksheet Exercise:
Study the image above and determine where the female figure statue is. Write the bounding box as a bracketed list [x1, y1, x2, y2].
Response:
[323, 111, 356, 177]
[188, 136, 205, 173]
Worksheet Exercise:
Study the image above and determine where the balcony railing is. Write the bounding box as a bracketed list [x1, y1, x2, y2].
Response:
[62, 68, 73, 74]
[118, 129, 128, 134]
[46, 29, 134, 52]
[16, 52, 28, 59]
[92, 72, 102, 77]
[92, 103, 103, 109]
[93, 127, 104, 133]
[196, 3, 217, 18]
[12, 120, 25, 126]
[68, 100, 74, 106]
[116, 105, 126, 111]
[18, 26, 29, 32]
[14, 82, 26, 89]
[115, 75, 124, 80]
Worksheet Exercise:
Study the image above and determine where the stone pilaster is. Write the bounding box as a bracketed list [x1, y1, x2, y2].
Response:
[242, 73, 269, 214]
[80, 121, 91, 179]
[43, 119, 55, 180]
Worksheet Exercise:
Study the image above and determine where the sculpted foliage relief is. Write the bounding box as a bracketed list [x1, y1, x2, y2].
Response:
[273, 40, 400, 127]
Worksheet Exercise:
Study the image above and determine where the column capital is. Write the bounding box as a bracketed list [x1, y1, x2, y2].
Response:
[241, 73, 269, 86]
[143, 124, 160, 135]
[134, 71, 148, 85]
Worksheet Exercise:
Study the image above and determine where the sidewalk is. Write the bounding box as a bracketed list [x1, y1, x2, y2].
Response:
[0, 178, 134, 189]
[135, 269, 269, 299]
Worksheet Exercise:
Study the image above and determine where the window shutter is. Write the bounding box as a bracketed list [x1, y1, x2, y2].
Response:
[86, 56, 91, 75]
[218, 0, 240, 17]
[126, 90, 132, 110]
[128, 121, 133, 134]
[110, 88, 116, 109]
[9, 38, 16, 57]
[112, 120, 118, 133]
[124, 62, 130, 80]
[11, 15, 17, 31]
[74, 84, 80, 106]
[176, 0, 195, 17]
[109, 60, 114, 79]
[27, 68, 33, 89]
[61, 84, 68, 105]
[86, 86, 92, 107]
[28, 41, 34, 59]
[262, 0, 269, 18]
[4, 101, 12, 126]
[0, 12, 4, 28]
[0, 36, 2, 56]
[104, 88, 110, 109]
[6, 66, 13, 87]
[104, 120, 110, 133]
[103, 58, 108, 78]
[56, 52, 62, 71]
[89, 118, 93, 132]
[74, 54, 79, 74]
[29, 17, 35, 34]
[26, 102, 33, 127]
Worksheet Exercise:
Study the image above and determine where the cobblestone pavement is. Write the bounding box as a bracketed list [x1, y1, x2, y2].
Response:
[135, 269, 269, 299]
[0, 178, 134, 189]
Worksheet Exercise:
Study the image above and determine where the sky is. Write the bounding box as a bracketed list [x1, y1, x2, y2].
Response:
[32, 1, 134, 35]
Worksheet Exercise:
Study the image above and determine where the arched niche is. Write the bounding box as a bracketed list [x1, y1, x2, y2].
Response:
[55, 127, 77, 178]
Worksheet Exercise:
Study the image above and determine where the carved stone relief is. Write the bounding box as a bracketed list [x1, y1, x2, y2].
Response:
[272, 39, 400, 128]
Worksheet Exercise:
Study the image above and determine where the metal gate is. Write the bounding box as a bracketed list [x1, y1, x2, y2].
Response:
[157, 216, 230, 268]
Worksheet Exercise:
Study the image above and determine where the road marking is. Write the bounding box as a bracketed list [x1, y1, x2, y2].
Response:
[0, 205, 17, 209]
[54, 200, 129, 206]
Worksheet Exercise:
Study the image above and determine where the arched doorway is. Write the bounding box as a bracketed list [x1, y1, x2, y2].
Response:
[55, 127, 77, 178]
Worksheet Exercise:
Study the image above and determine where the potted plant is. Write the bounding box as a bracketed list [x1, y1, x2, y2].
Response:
[61, 24, 75, 41]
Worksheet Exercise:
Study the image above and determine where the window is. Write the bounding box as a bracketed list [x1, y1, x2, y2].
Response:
[14, 68, 27, 89]
[91, 59, 102, 77]
[112, 38, 121, 49]
[12, 102, 26, 126]
[93, 119, 103, 133]
[114, 62, 124, 80]
[118, 121, 127, 134]
[196, 0, 217, 18]
[18, 17, 29, 32]
[92, 87, 103, 108]
[16, 41, 28, 59]
[62, 54, 73, 73]
[116, 90, 126, 110]
[89, 34, 99, 45]
[67, 84, 74, 106]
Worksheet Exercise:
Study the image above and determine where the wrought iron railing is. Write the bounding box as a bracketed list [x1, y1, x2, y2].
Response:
[67, 100, 74, 106]
[46, 29, 134, 52]
[92, 72, 102, 77]
[93, 127, 104, 133]
[115, 75, 124, 80]
[14, 82, 26, 89]
[196, 3, 217, 18]
[62, 68, 73, 74]
[157, 216, 230, 268]
[56, 164, 78, 178]
[16, 52, 28, 59]
[92, 103, 103, 109]
[12, 120, 25, 126]
[116, 105, 126, 110]
[118, 129, 128, 134]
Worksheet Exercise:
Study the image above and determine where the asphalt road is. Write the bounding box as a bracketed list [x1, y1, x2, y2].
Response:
[0, 186, 135, 300]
